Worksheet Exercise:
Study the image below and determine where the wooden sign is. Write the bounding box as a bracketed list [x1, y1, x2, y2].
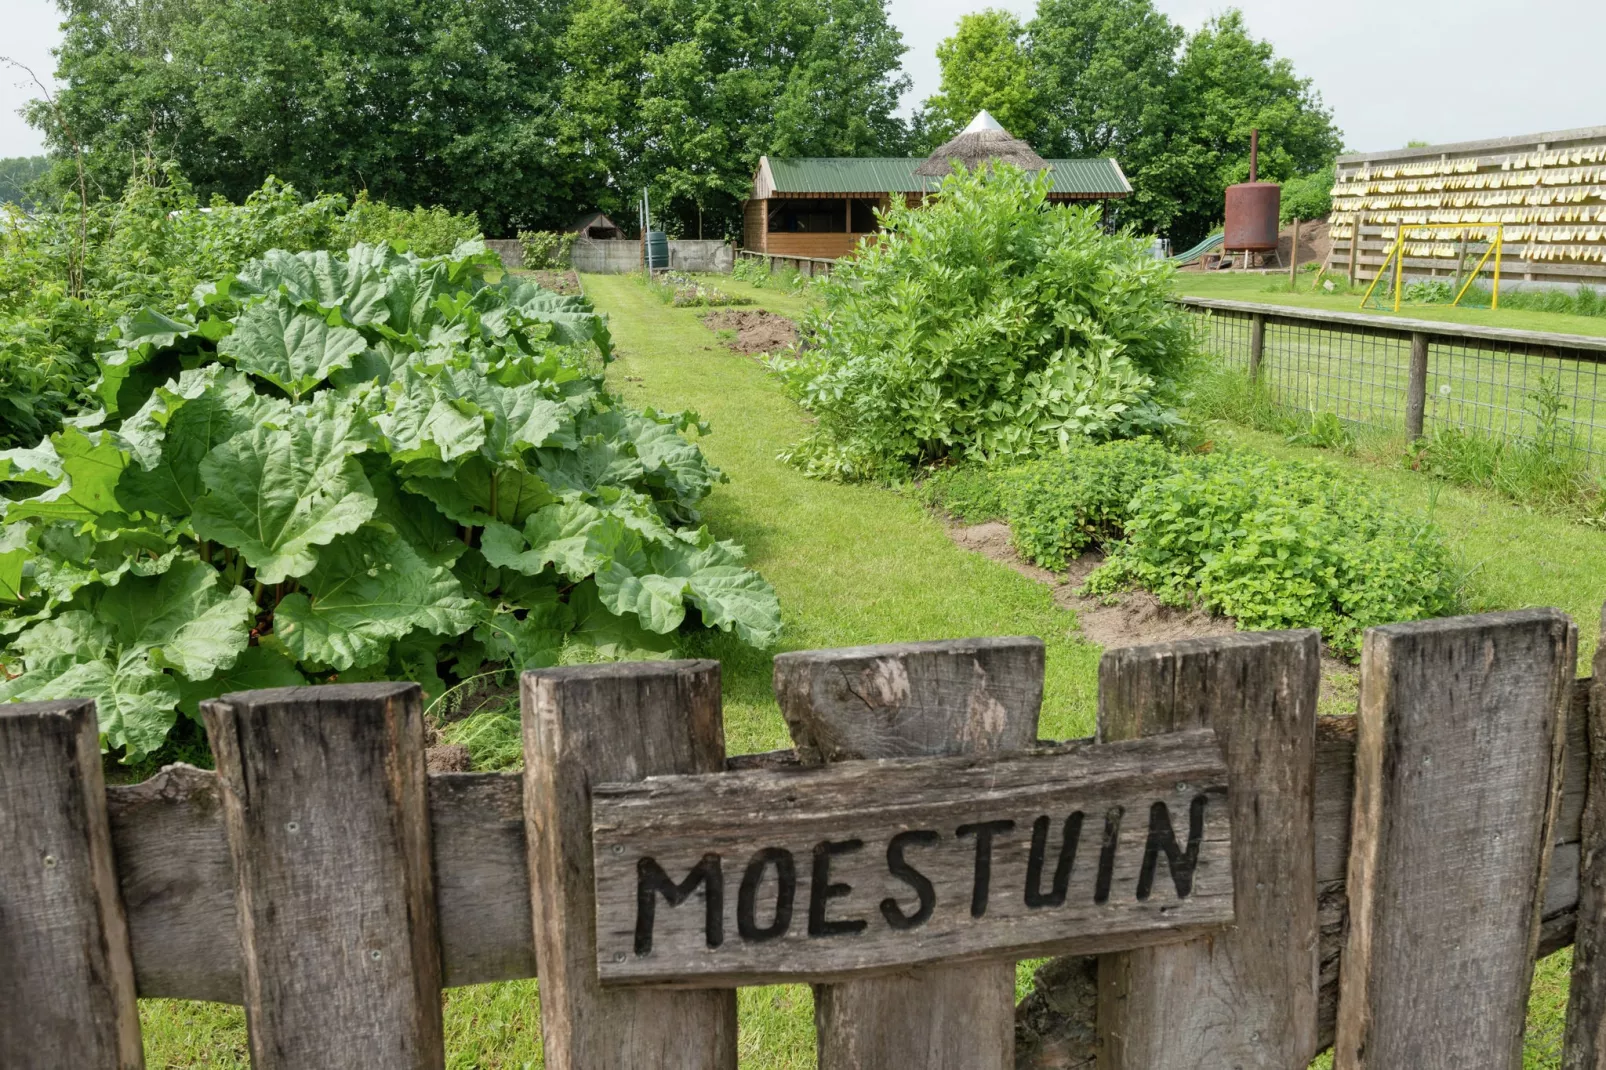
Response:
[591, 728, 1234, 987]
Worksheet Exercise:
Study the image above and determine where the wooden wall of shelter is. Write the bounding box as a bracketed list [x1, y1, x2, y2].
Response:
[1331, 125, 1606, 290]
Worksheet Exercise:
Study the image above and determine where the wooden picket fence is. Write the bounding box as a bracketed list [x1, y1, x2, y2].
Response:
[3, 606, 1606, 1069]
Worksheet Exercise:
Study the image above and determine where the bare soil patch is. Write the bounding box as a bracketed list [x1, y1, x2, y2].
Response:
[522, 268, 583, 295]
[701, 309, 798, 355]
[948, 520, 1359, 714]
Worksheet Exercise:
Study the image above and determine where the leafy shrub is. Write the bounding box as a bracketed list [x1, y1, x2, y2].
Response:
[1279, 166, 1334, 223]
[1086, 453, 1459, 656]
[649, 271, 753, 308]
[917, 465, 1010, 524]
[0, 242, 780, 761]
[518, 230, 578, 269]
[776, 164, 1193, 479]
[0, 165, 484, 446]
[732, 257, 807, 292]
[1002, 441, 1181, 570]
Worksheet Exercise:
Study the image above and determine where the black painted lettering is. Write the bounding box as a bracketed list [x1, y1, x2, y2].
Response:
[1094, 806, 1124, 905]
[880, 830, 939, 930]
[808, 839, 867, 937]
[738, 847, 796, 942]
[1025, 811, 1085, 909]
[635, 854, 723, 956]
[1136, 795, 1208, 901]
[956, 819, 1015, 918]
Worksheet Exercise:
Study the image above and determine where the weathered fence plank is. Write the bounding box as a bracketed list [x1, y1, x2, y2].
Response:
[1334, 609, 1575, 1069]
[776, 638, 1044, 1070]
[592, 729, 1233, 986]
[1096, 630, 1321, 1069]
[202, 683, 445, 1069]
[1564, 608, 1606, 1068]
[429, 772, 535, 987]
[0, 699, 143, 1069]
[522, 661, 737, 1070]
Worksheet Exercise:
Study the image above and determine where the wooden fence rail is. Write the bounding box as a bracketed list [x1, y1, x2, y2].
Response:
[1, 607, 1602, 1068]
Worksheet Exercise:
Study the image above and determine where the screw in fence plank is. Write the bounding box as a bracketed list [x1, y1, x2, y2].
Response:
[1248, 312, 1266, 380]
[1334, 609, 1575, 1070]
[1405, 332, 1430, 440]
[0, 700, 144, 1069]
[1563, 603, 1606, 1068]
[202, 684, 444, 1069]
[1094, 630, 1321, 1069]
[522, 661, 737, 1070]
[773, 637, 1044, 1070]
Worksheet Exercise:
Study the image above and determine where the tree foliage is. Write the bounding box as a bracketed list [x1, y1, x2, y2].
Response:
[775, 165, 1191, 479]
[0, 156, 50, 207]
[919, 10, 1039, 145]
[34, 0, 912, 239]
[0, 242, 781, 761]
[923, 2, 1343, 247]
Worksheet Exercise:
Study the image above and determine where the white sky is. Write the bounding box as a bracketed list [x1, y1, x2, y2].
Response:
[3, 0, 1604, 159]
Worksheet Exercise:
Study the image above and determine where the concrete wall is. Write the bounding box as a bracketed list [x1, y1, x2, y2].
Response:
[485, 238, 524, 268]
[571, 240, 642, 274]
[667, 240, 734, 273]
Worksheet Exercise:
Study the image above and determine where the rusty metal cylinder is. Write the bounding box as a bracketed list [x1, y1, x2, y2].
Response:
[1224, 181, 1282, 251]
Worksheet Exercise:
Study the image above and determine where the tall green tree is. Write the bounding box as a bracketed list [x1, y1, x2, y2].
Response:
[920, 10, 1041, 146]
[1158, 10, 1342, 246]
[1027, 0, 1180, 231]
[0, 157, 50, 206]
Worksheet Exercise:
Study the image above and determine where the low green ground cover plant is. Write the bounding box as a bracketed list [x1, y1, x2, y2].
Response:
[732, 256, 807, 292]
[649, 270, 753, 308]
[774, 164, 1193, 480]
[0, 165, 481, 448]
[0, 242, 780, 763]
[923, 441, 1460, 657]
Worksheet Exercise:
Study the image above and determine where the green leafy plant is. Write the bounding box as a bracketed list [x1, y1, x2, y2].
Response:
[0, 241, 780, 762]
[774, 164, 1193, 479]
[1279, 166, 1334, 224]
[648, 271, 753, 308]
[1086, 452, 1459, 656]
[1000, 440, 1182, 570]
[518, 231, 578, 270]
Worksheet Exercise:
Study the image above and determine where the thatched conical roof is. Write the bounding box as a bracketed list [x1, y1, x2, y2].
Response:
[914, 110, 1049, 177]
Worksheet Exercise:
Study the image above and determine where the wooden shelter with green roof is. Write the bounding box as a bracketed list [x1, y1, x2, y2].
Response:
[743, 111, 1131, 259]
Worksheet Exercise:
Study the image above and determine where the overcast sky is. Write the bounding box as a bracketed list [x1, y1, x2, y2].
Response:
[4, 0, 1605, 160]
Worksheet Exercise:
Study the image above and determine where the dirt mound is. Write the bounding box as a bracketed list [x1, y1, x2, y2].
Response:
[701, 310, 797, 355]
[1177, 217, 1331, 272]
[526, 268, 582, 295]
[948, 520, 1358, 712]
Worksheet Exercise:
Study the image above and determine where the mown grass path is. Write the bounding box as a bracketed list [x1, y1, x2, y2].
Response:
[586, 273, 1102, 752]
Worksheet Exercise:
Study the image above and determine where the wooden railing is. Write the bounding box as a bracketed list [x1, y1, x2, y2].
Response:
[2, 608, 1603, 1068]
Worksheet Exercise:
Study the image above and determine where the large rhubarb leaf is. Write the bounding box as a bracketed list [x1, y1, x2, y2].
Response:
[2, 428, 128, 526]
[191, 410, 377, 583]
[273, 527, 480, 670]
[220, 296, 368, 399]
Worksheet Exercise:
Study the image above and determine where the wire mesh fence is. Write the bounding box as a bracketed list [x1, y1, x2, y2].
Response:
[1184, 302, 1606, 468]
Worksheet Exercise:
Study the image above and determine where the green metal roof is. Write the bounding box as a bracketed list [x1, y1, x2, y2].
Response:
[761, 156, 1131, 197]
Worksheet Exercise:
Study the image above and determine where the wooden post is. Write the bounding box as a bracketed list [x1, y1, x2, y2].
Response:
[0, 699, 143, 1068]
[1563, 602, 1606, 1068]
[1405, 332, 1430, 440]
[1095, 630, 1321, 1069]
[203, 684, 444, 1069]
[1249, 312, 1266, 380]
[1348, 212, 1362, 286]
[775, 637, 1045, 1070]
[523, 661, 737, 1070]
[1290, 217, 1302, 286]
[1334, 610, 1575, 1069]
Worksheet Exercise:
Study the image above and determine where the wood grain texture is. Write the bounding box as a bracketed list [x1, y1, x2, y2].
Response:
[1564, 606, 1606, 1068]
[592, 731, 1233, 985]
[522, 661, 737, 1070]
[1095, 629, 1321, 1070]
[0, 699, 143, 1069]
[1334, 609, 1575, 1070]
[202, 683, 444, 1070]
[776, 638, 1045, 1070]
[106, 763, 240, 1003]
[429, 772, 535, 987]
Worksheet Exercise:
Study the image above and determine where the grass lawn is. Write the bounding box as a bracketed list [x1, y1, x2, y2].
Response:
[1174, 270, 1606, 338]
[135, 268, 1604, 1067]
